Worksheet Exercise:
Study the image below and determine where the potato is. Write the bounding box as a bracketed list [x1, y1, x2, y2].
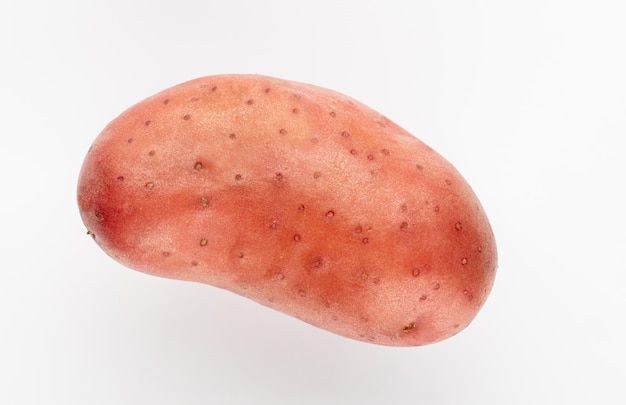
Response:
[77, 74, 497, 346]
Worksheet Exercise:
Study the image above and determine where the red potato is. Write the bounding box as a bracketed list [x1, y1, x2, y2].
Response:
[77, 74, 497, 346]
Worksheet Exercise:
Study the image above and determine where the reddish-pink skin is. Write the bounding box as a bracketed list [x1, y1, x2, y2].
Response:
[77, 74, 497, 346]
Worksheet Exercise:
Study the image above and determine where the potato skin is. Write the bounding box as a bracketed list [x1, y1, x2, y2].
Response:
[77, 74, 497, 346]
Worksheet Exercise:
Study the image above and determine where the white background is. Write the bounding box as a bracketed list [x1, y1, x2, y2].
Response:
[1, 0, 625, 404]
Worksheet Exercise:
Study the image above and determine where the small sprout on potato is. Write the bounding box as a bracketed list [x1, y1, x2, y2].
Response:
[403, 323, 416, 334]
[293, 234, 301, 242]
[86, 230, 96, 239]
[400, 222, 409, 231]
[237, 251, 244, 258]
[325, 210, 335, 218]
[455, 222, 462, 231]
[412, 268, 421, 277]
[116, 176, 124, 183]
[145, 182, 154, 190]
[195, 162, 203, 170]
[461, 258, 468, 265]
[274, 172, 284, 182]
[201, 197, 210, 207]
[200, 238, 208, 247]
[235, 174, 243, 181]
[360, 272, 369, 281]
[276, 273, 284, 280]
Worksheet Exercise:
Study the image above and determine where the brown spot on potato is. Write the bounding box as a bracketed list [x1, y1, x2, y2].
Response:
[144, 120, 151, 126]
[292, 108, 299, 114]
[200, 238, 208, 246]
[235, 174, 243, 181]
[325, 210, 335, 218]
[229, 133, 236, 140]
[455, 222, 462, 231]
[341, 131, 350, 138]
[148, 150, 156, 157]
[400, 222, 409, 231]
[183, 114, 191, 120]
[116, 176, 124, 183]
[279, 128, 288, 135]
[362, 238, 369, 244]
[313, 171, 322, 179]
[293, 234, 301, 242]
[201, 197, 210, 207]
[403, 323, 416, 334]
[145, 182, 154, 190]
[274, 172, 284, 182]
[246, 99, 254, 105]
[412, 268, 421, 277]
[163, 99, 170, 105]
[350, 149, 358, 156]
[195, 162, 203, 170]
